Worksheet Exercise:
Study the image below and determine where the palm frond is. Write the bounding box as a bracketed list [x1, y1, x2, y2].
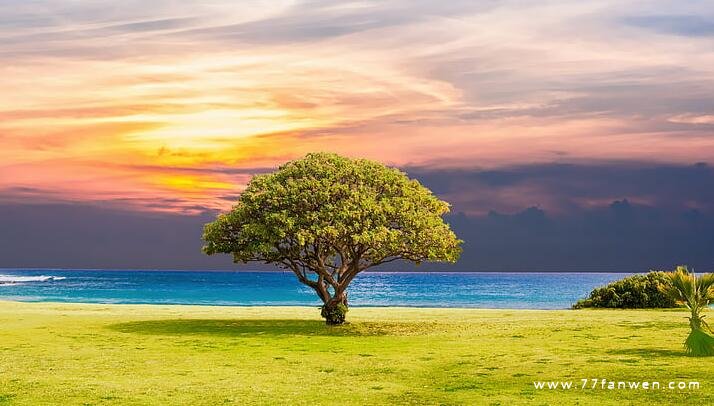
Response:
[684, 328, 714, 357]
[665, 266, 714, 356]
[666, 266, 695, 306]
[697, 273, 714, 302]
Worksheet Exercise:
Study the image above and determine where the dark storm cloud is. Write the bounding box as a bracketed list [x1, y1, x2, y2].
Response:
[407, 162, 714, 214]
[0, 203, 227, 270]
[3, 162, 714, 272]
[441, 202, 714, 272]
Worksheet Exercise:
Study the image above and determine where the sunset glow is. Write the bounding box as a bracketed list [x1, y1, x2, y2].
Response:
[2, 0, 714, 213]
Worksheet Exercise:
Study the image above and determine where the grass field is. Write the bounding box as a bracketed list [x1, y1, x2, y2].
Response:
[0, 301, 711, 405]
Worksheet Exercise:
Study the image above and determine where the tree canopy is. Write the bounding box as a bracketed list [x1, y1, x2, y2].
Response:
[203, 152, 462, 324]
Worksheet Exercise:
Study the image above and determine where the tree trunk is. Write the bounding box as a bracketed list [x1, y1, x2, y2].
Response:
[321, 291, 348, 325]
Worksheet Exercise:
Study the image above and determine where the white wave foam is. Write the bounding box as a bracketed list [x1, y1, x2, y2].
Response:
[0, 275, 66, 283]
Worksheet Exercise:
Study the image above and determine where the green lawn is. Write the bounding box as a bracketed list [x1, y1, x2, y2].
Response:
[0, 301, 711, 405]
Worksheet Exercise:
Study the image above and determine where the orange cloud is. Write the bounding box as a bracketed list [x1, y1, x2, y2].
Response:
[2, 1, 714, 213]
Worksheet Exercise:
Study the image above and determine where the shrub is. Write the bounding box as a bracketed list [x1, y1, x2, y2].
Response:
[573, 271, 678, 309]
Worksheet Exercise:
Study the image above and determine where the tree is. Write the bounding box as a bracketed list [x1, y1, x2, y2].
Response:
[202, 152, 462, 324]
[664, 265, 714, 356]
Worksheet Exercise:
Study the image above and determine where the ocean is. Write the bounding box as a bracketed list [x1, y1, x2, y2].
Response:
[0, 269, 631, 309]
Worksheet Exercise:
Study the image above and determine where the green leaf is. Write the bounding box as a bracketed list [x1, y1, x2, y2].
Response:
[203, 152, 462, 274]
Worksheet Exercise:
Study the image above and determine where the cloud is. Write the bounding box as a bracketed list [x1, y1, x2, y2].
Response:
[668, 114, 714, 125]
[166, 0, 498, 44]
[2, 198, 713, 271]
[444, 201, 714, 272]
[0, 203, 227, 269]
[625, 15, 714, 37]
[408, 162, 714, 215]
[3, 160, 714, 271]
[2, 0, 714, 219]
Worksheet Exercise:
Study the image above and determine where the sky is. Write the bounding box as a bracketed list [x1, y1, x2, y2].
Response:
[1, 1, 714, 270]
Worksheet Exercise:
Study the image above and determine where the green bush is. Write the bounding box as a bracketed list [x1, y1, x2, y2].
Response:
[573, 271, 678, 309]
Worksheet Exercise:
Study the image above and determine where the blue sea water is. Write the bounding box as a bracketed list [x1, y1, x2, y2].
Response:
[0, 270, 630, 309]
